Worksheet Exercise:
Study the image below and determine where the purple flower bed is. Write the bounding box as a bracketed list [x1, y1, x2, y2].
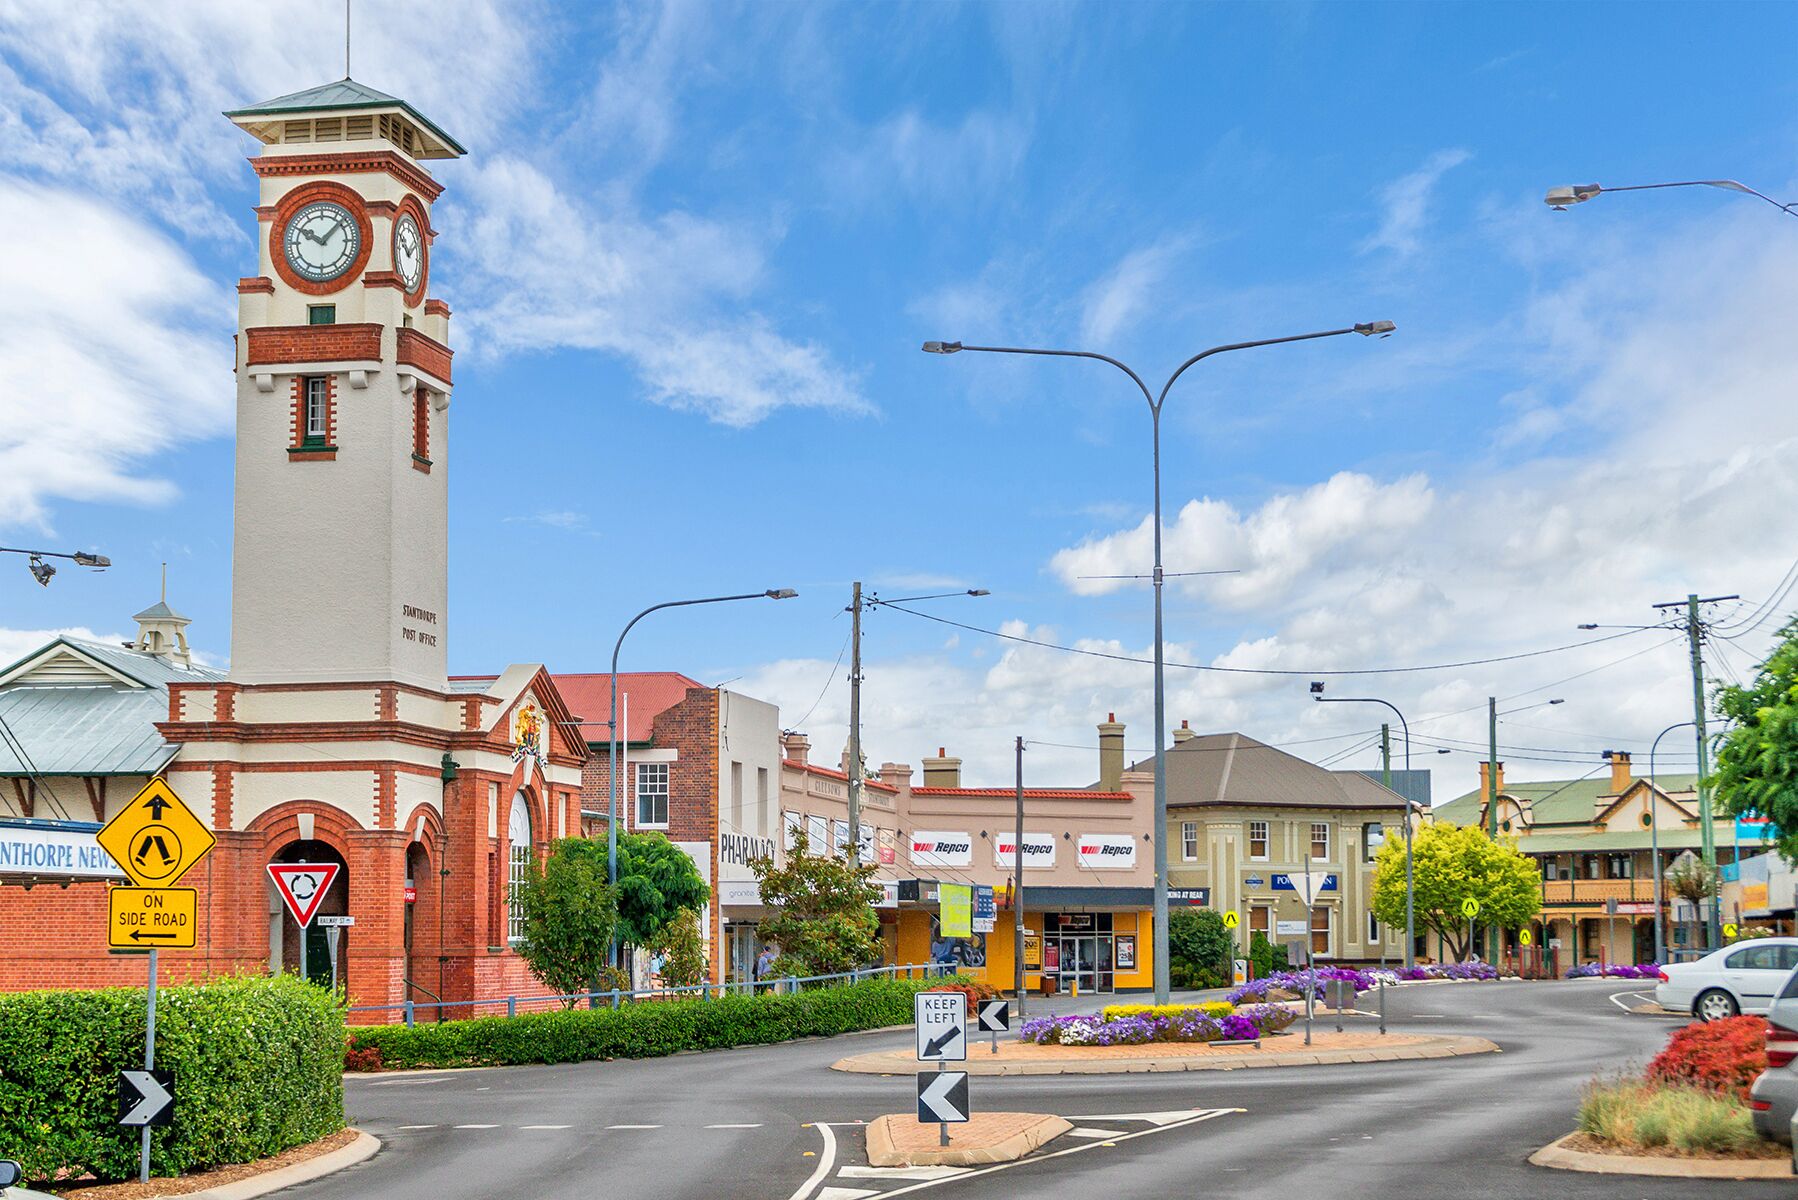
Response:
[1019, 1003, 1296, 1046]
[1394, 962, 1500, 982]
[1566, 962, 1662, 980]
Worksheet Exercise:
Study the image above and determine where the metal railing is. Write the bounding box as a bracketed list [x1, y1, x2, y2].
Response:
[347, 962, 945, 1026]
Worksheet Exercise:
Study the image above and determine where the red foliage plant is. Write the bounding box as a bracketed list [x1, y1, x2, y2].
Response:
[1646, 1015, 1768, 1100]
[923, 980, 998, 1015]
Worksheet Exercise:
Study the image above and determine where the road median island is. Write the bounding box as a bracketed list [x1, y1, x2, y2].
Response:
[833, 1032, 1499, 1076]
[866, 1112, 1072, 1167]
[1530, 1132, 1792, 1180]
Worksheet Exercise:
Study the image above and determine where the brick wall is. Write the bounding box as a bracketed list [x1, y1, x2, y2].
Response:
[396, 327, 453, 383]
[246, 323, 382, 366]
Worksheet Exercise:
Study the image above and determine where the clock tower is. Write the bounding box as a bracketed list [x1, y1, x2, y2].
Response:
[225, 80, 463, 689]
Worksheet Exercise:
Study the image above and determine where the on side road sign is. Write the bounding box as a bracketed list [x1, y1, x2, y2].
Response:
[916, 992, 966, 1061]
[96, 778, 215, 888]
[108, 887, 196, 949]
[917, 1071, 969, 1123]
[976, 999, 1009, 1032]
[118, 1069, 175, 1128]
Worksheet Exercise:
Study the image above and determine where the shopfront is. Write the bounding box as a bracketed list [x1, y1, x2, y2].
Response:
[1043, 912, 1124, 993]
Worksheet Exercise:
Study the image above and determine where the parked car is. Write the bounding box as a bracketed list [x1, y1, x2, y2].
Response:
[1654, 938, 1798, 1020]
[0, 1159, 57, 1199]
[1751, 967, 1798, 1143]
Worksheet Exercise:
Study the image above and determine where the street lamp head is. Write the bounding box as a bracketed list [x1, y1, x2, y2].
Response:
[72, 552, 109, 569]
[1309, 681, 1326, 695]
[764, 588, 799, 600]
[1577, 623, 1599, 630]
[921, 340, 963, 354]
[1353, 320, 1396, 338]
[967, 588, 990, 597]
[1545, 183, 1602, 210]
[1548, 698, 1565, 705]
[27, 555, 54, 586]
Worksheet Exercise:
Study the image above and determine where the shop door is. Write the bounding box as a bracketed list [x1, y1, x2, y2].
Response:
[1060, 936, 1114, 994]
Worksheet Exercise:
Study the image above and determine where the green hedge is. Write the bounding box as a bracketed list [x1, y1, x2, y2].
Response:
[349, 975, 957, 1070]
[0, 974, 344, 1183]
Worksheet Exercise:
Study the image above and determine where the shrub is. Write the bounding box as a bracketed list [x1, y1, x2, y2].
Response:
[1168, 909, 1234, 978]
[1018, 1003, 1293, 1046]
[346, 975, 952, 1070]
[1578, 1077, 1772, 1156]
[922, 980, 997, 1016]
[1102, 1001, 1234, 1021]
[0, 974, 344, 1183]
[1647, 1015, 1767, 1100]
[1248, 931, 1287, 978]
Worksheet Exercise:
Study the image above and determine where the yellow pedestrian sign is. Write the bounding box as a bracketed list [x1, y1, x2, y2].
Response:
[1460, 897, 1480, 919]
[108, 887, 197, 949]
[1725, 922, 1739, 939]
[1518, 928, 1532, 947]
[1222, 911, 1240, 930]
[97, 778, 215, 888]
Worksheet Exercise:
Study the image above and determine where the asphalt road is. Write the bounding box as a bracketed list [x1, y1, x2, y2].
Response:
[282, 979, 1785, 1200]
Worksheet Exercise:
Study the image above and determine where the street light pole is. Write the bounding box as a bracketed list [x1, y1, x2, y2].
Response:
[1648, 721, 1695, 965]
[925, 322, 1394, 1004]
[1310, 687, 1414, 969]
[0, 545, 110, 587]
[606, 589, 797, 982]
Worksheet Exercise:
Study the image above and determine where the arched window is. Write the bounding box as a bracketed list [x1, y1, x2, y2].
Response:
[508, 791, 533, 944]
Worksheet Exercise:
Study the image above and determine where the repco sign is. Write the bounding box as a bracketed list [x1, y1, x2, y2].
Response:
[909, 832, 973, 869]
[719, 832, 775, 870]
[1077, 834, 1137, 870]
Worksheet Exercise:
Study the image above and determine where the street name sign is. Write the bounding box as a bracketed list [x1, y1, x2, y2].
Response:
[96, 778, 215, 888]
[917, 1071, 969, 1124]
[315, 914, 356, 928]
[268, 862, 342, 928]
[915, 992, 966, 1061]
[107, 887, 196, 949]
[118, 1069, 174, 1128]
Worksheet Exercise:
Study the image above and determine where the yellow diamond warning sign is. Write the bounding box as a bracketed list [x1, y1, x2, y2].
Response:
[97, 778, 215, 888]
[108, 886, 197, 949]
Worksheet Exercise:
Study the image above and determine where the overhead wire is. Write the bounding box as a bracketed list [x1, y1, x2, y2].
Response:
[0, 711, 75, 822]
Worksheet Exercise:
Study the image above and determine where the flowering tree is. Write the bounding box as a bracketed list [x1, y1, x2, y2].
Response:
[1370, 821, 1540, 960]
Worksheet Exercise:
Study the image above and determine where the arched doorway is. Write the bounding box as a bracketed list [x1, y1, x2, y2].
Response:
[506, 790, 533, 948]
[404, 840, 440, 1004]
[268, 839, 349, 988]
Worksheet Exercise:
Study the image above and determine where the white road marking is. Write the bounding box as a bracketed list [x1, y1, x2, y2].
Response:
[786, 1121, 838, 1200]
[837, 1166, 967, 1180]
[816, 1189, 877, 1200]
[1608, 989, 1655, 1013]
[1064, 1109, 1212, 1127]
[706, 1123, 764, 1129]
[1067, 1127, 1127, 1139]
[519, 1125, 571, 1130]
[395, 1125, 438, 1130]
[453, 1124, 498, 1129]
[368, 1076, 452, 1087]
[607, 1124, 663, 1130]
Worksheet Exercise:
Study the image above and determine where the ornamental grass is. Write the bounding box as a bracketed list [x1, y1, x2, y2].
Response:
[1577, 1077, 1775, 1157]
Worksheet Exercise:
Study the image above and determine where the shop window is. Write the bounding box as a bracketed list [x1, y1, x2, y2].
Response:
[507, 791, 532, 944]
[1543, 857, 1560, 881]
[1367, 910, 1381, 944]
[1248, 820, 1269, 860]
[1181, 821, 1198, 862]
[1310, 905, 1332, 957]
[1310, 822, 1330, 861]
[635, 762, 669, 827]
[782, 810, 802, 851]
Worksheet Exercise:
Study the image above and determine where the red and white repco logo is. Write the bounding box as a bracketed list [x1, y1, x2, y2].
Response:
[1080, 843, 1132, 856]
[916, 839, 970, 853]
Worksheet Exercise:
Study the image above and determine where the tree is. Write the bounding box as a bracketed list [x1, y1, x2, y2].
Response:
[615, 831, 710, 949]
[749, 828, 883, 977]
[512, 837, 618, 1005]
[650, 907, 708, 988]
[1167, 909, 1235, 988]
[1712, 614, 1798, 863]
[1371, 821, 1540, 961]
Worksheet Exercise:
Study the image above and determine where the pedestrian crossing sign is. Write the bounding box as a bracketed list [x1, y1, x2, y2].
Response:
[96, 778, 215, 888]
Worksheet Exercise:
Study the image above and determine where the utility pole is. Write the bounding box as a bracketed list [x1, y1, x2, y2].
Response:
[1652, 592, 1737, 950]
[1487, 696, 1499, 964]
[1014, 736, 1026, 1019]
[847, 581, 864, 865]
[1380, 723, 1391, 971]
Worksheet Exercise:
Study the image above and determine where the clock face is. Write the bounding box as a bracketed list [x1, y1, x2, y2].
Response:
[283, 201, 361, 283]
[393, 213, 424, 293]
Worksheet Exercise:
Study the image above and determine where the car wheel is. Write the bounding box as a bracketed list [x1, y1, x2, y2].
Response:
[1694, 989, 1740, 1021]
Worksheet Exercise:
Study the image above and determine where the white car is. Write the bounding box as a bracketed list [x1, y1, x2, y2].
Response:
[1656, 939, 1798, 1020]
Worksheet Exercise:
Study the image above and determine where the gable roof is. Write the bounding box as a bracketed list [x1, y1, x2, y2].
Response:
[1153, 732, 1413, 811]
[549, 672, 707, 743]
[1433, 772, 1701, 828]
[225, 77, 466, 157]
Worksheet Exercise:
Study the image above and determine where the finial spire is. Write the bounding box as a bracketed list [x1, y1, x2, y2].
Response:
[345, 0, 352, 78]
[160, 561, 167, 603]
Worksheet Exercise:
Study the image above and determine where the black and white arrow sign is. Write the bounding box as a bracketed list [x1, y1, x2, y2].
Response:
[118, 1069, 174, 1128]
[914, 992, 967, 1061]
[917, 1070, 970, 1124]
[976, 999, 1010, 1032]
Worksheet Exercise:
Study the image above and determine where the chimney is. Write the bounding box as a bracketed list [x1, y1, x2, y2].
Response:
[1172, 719, 1195, 745]
[1099, 713, 1125, 792]
[781, 731, 810, 766]
[876, 762, 913, 791]
[1478, 759, 1506, 800]
[1605, 749, 1632, 794]
[921, 747, 962, 788]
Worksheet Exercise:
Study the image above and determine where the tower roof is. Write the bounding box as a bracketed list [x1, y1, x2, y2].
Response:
[131, 599, 188, 624]
[225, 77, 466, 158]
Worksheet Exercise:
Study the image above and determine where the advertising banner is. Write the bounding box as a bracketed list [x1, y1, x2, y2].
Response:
[910, 831, 974, 869]
[940, 884, 972, 938]
[1076, 833, 1137, 870]
[992, 831, 1057, 869]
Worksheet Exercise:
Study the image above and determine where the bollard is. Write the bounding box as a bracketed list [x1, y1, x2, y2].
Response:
[507, 995, 517, 1019]
[1379, 979, 1387, 1036]
[403, 999, 415, 1028]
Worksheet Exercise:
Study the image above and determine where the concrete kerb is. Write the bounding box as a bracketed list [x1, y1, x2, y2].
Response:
[832, 1034, 1500, 1076]
[866, 1113, 1073, 1168]
[157, 1131, 381, 1200]
[1530, 1132, 1793, 1180]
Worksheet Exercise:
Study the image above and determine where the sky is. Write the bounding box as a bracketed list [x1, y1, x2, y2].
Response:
[4, 1, 1798, 801]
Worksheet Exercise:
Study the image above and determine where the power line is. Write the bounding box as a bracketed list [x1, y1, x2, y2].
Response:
[1022, 727, 1380, 756]
[873, 599, 1658, 678]
[1716, 553, 1798, 635]
[789, 624, 852, 730]
[1407, 636, 1683, 730]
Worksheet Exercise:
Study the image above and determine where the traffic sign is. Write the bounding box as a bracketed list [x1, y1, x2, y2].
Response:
[96, 778, 215, 888]
[915, 992, 966, 1061]
[118, 1069, 174, 1128]
[315, 914, 356, 928]
[917, 1071, 969, 1124]
[1291, 870, 1330, 906]
[268, 862, 341, 928]
[1222, 911, 1240, 930]
[1518, 928, 1533, 947]
[107, 887, 196, 949]
[1460, 897, 1480, 919]
[976, 999, 1009, 1032]
[1725, 922, 1740, 939]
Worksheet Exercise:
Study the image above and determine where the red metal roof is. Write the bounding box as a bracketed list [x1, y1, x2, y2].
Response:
[550, 672, 706, 743]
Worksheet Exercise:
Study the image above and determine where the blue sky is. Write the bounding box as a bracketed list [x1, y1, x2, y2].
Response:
[5, 1, 1798, 795]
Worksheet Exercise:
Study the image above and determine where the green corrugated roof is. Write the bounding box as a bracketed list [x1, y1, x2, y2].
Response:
[225, 77, 466, 156]
[1433, 773, 1700, 828]
[1500, 828, 1716, 854]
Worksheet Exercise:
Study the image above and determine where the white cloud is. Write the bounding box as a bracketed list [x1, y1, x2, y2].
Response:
[0, 178, 231, 529]
[1079, 238, 1192, 345]
[0, 624, 126, 668]
[1361, 148, 1472, 258]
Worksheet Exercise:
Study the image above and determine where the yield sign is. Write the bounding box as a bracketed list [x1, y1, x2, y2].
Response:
[917, 1071, 969, 1124]
[268, 862, 341, 928]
